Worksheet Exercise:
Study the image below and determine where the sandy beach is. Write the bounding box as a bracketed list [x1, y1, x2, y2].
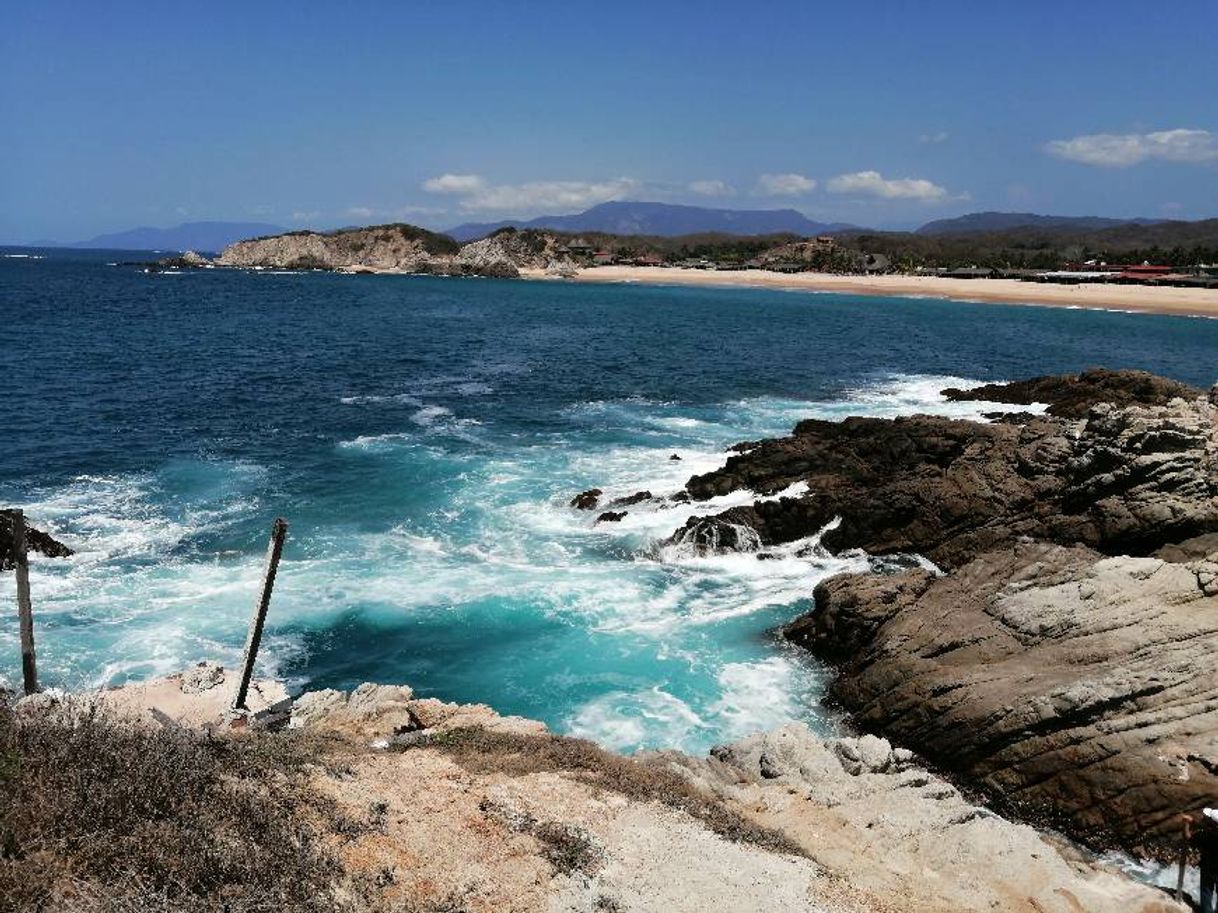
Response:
[521, 265, 1218, 318]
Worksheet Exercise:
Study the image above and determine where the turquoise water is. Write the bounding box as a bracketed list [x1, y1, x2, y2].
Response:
[4, 248, 1218, 753]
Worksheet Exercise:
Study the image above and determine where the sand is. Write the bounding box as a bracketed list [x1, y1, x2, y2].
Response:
[520, 265, 1218, 319]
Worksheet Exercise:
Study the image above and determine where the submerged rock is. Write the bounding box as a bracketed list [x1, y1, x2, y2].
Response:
[608, 490, 653, 508]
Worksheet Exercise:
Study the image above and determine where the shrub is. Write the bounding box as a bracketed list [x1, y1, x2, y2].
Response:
[0, 699, 343, 913]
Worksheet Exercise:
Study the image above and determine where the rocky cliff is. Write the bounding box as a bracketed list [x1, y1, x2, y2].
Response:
[212, 224, 583, 278]
[8, 671, 1179, 913]
[215, 223, 519, 277]
[642, 368, 1218, 864]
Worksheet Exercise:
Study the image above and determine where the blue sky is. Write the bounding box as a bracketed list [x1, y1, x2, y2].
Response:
[3, 0, 1217, 241]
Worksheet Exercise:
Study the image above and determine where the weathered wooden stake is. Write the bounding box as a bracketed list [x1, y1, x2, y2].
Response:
[232, 517, 288, 711]
[11, 510, 38, 696]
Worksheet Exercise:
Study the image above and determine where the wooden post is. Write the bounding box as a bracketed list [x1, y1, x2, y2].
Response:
[1178, 817, 1190, 902]
[11, 510, 38, 695]
[232, 518, 287, 711]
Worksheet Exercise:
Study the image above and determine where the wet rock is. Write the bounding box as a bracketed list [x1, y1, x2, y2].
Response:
[1, 509, 73, 571]
[570, 489, 602, 510]
[942, 367, 1201, 418]
[608, 490, 652, 508]
[596, 510, 626, 523]
[667, 516, 762, 554]
[669, 371, 1218, 569]
[669, 453, 682, 461]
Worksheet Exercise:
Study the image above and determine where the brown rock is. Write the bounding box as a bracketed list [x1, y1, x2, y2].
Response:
[785, 541, 1218, 860]
[570, 489, 602, 511]
[671, 373, 1218, 569]
[942, 367, 1201, 418]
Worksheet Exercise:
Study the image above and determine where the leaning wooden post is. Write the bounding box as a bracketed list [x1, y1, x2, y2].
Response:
[11, 510, 38, 695]
[232, 517, 288, 711]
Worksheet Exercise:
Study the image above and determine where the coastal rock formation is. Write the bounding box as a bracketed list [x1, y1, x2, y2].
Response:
[672, 370, 1218, 568]
[783, 542, 1218, 859]
[671, 725, 1175, 912]
[0, 509, 73, 571]
[66, 676, 1181, 912]
[214, 223, 518, 276]
[943, 367, 1201, 418]
[211, 223, 588, 277]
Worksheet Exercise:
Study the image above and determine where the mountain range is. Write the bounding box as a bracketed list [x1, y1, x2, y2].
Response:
[915, 211, 1163, 236]
[38, 221, 288, 253]
[24, 209, 1204, 253]
[445, 201, 857, 242]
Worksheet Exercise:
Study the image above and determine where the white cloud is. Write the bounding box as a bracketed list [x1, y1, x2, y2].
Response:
[755, 173, 817, 196]
[290, 210, 321, 222]
[422, 173, 487, 194]
[919, 131, 949, 144]
[1044, 128, 1218, 167]
[826, 170, 949, 202]
[688, 179, 736, 197]
[344, 206, 375, 219]
[422, 174, 639, 212]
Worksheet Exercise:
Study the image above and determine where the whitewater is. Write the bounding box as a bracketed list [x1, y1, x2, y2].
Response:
[4, 249, 1217, 753]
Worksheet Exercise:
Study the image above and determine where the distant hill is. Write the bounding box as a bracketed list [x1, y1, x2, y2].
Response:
[447, 201, 856, 242]
[916, 211, 1162, 236]
[58, 221, 289, 253]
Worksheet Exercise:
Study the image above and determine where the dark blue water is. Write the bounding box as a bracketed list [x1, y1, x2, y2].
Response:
[3, 246, 1216, 751]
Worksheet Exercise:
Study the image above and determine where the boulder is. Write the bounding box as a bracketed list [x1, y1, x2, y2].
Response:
[179, 661, 225, 694]
[569, 489, 602, 511]
[785, 541, 1218, 859]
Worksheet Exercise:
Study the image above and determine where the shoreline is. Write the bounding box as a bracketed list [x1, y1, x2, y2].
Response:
[521, 265, 1218, 318]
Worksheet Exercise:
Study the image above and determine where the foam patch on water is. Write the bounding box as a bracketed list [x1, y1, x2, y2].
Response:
[4, 372, 1016, 750]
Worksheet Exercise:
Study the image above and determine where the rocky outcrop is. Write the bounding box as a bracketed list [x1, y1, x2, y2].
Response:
[672, 370, 1218, 568]
[1, 510, 73, 571]
[672, 725, 1176, 913]
[77, 675, 1183, 912]
[212, 223, 587, 278]
[944, 367, 1201, 418]
[214, 222, 517, 276]
[650, 369, 1218, 864]
[783, 542, 1218, 860]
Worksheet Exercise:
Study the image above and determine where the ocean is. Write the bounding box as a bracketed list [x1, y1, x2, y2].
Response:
[4, 247, 1216, 754]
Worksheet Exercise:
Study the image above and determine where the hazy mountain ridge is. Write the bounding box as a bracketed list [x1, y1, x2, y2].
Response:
[48, 221, 289, 253]
[447, 201, 856, 242]
[917, 211, 1164, 236]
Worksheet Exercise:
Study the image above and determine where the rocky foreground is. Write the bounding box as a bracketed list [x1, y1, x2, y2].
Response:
[643, 368, 1217, 863]
[7, 668, 1180, 913]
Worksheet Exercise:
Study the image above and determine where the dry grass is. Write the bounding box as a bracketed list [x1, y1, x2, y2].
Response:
[0, 698, 345, 913]
[396, 727, 807, 857]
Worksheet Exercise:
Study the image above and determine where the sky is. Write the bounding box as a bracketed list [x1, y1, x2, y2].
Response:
[3, 0, 1217, 242]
